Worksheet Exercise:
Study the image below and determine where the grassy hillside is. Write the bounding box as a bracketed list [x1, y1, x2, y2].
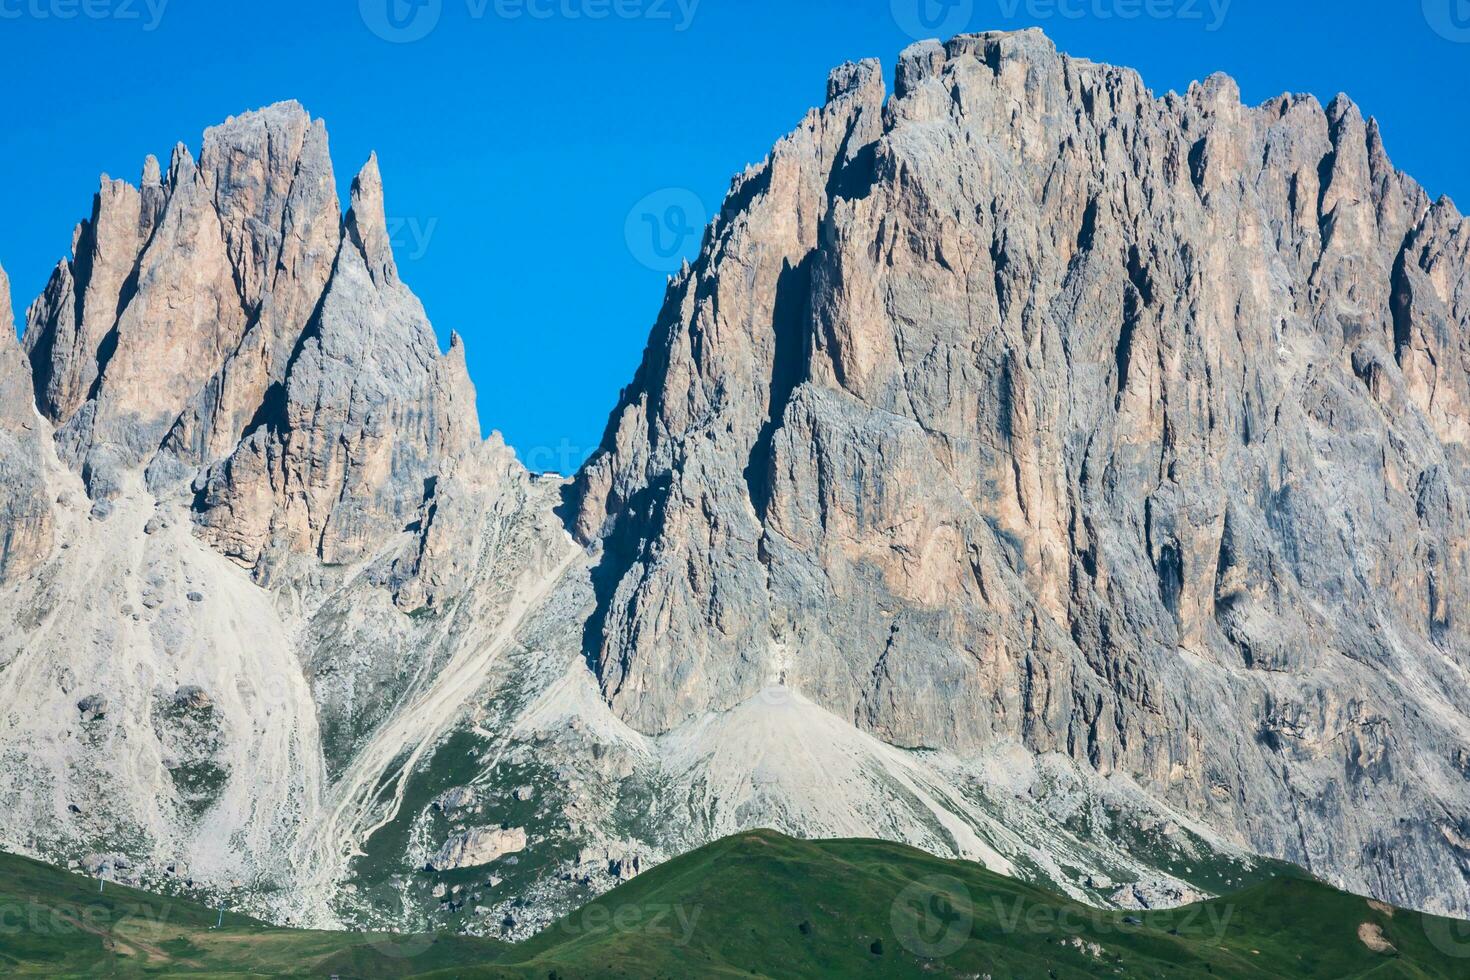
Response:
[3, 833, 1468, 977]
[0, 848, 505, 977]
[450, 831, 1470, 979]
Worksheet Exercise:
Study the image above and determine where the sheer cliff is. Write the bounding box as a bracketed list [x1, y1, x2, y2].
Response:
[0, 30, 1466, 934]
[570, 31, 1470, 915]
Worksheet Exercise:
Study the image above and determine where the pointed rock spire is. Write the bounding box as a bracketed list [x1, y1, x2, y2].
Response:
[0, 261, 26, 415]
[345, 152, 398, 288]
[0, 261, 32, 414]
[0, 260, 54, 581]
[140, 154, 165, 239]
[0, 261, 12, 339]
[167, 142, 195, 192]
[142, 153, 161, 187]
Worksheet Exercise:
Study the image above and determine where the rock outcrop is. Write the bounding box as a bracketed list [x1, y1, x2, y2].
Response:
[0, 102, 567, 928]
[428, 826, 528, 871]
[192, 153, 481, 578]
[570, 31, 1470, 913]
[25, 104, 342, 509]
[19, 103, 495, 606]
[0, 264, 53, 582]
[0, 31, 1468, 933]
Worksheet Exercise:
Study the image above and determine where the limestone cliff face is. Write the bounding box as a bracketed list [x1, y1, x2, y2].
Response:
[0, 32, 1468, 929]
[0, 103, 561, 926]
[0, 264, 53, 582]
[192, 154, 483, 579]
[25, 104, 341, 503]
[19, 104, 496, 605]
[571, 31, 1470, 911]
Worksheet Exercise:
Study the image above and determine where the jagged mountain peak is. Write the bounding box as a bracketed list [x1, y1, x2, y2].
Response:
[0, 261, 33, 422]
[13, 101, 506, 584]
[568, 27, 1470, 916]
[0, 261, 12, 340]
[345, 150, 398, 289]
[0, 29, 1467, 943]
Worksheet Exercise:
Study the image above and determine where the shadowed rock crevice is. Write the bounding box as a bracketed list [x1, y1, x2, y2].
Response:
[745, 254, 815, 520]
[580, 473, 673, 689]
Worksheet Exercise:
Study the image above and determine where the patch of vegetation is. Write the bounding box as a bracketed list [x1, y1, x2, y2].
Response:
[151, 692, 229, 822]
[0, 847, 507, 977]
[3, 833, 1469, 978]
[1064, 800, 1298, 897]
[339, 728, 586, 936]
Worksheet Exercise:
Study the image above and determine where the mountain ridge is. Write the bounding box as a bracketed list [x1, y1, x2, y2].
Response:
[0, 28, 1466, 939]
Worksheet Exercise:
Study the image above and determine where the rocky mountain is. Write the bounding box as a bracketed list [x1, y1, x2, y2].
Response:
[0, 264, 54, 582]
[0, 30, 1466, 938]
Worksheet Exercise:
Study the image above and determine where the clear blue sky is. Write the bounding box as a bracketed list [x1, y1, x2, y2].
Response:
[1, 0, 1466, 471]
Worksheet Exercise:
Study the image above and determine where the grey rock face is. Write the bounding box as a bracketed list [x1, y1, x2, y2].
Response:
[0, 264, 53, 582]
[0, 102, 558, 923]
[428, 826, 528, 871]
[17, 103, 492, 604]
[24, 103, 342, 501]
[193, 153, 481, 576]
[570, 31, 1470, 914]
[1, 31, 1468, 931]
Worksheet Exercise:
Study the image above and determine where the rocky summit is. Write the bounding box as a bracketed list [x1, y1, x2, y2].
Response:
[0, 30, 1466, 938]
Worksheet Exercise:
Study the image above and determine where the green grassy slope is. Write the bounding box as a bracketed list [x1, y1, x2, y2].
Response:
[449, 831, 1470, 979]
[0, 848, 507, 977]
[3, 833, 1469, 978]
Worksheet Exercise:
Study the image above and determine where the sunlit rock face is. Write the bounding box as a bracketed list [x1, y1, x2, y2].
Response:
[0, 263, 53, 582]
[570, 31, 1470, 914]
[0, 30, 1468, 934]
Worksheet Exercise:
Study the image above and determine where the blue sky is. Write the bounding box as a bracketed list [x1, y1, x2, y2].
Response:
[1, 0, 1466, 471]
